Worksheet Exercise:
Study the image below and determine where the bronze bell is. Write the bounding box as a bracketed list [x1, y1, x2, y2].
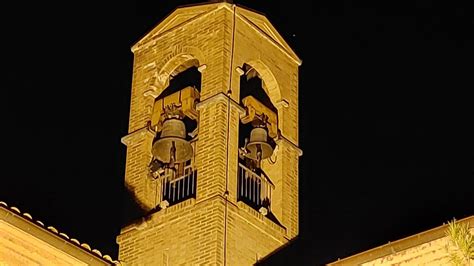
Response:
[152, 118, 193, 164]
[245, 127, 274, 161]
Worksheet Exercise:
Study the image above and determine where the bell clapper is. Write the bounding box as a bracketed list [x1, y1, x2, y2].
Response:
[169, 141, 176, 169]
[256, 144, 262, 168]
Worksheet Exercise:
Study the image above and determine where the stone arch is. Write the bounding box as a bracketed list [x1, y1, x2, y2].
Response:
[153, 46, 206, 95]
[244, 59, 282, 107]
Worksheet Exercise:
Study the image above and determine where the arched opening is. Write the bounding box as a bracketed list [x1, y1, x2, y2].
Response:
[237, 63, 280, 224]
[155, 63, 201, 138]
[149, 62, 202, 209]
[239, 64, 277, 112]
[154, 63, 201, 143]
[238, 63, 278, 150]
[156, 60, 201, 100]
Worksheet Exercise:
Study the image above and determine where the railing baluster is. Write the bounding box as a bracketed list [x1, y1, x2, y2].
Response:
[249, 174, 251, 201]
[159, 176, 162, 204]
[268, 186, 272, 211]
[157, 165, 197, 207]
[245, 175, 249, 200]
[179, 178, 182, 201]
[187, 172, 190, 196]
[253, 175, 255, 203]
[241, 169, 244, 200]
[264, 182, 267, 205]
[243, 173, 246, 199]
[250, 175, 253, 202]
[253, 175, 256, 203]
[237, 163, 273, 213]
[181, 177, 184, 198]
[162, 176, 165, 201]
[253, 176, 256, 204]
[162, 175, 166, 199]
[237, 170, 240, 200]
[168, 176, 171, 202]
[176, 179, 179, 202]
[172, 180, 175, 203]
[194, 170, 197, 194]
[256, 180, 262, 206]
[191, 170, 195, 195]
[265, 184, 270, 207]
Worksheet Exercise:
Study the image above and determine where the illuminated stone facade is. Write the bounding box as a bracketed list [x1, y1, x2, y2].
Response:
[2, 2, 472, 266]
[328, 216, 474, 266]
[116, 2, 301, 265]
[0, 202, 113, 265]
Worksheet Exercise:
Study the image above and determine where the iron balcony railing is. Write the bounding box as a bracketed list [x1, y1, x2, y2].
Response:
[237, 163, 274, 214]
[156, 165, 197, 208]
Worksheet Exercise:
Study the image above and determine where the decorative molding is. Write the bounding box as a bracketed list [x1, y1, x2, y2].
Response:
[121, 127, 155, 146]
[276, 136, 302, 156]
[235, 66, 245, 76]
[275, 99, 289, 108]
[143, 89, 160, 98]
[197, 64, 207, 72]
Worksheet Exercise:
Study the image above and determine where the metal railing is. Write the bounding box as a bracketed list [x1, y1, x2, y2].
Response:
[237, 163, 274, 214]
[156, 165, 197, 208]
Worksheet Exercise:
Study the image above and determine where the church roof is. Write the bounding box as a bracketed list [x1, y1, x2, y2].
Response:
[327, 215, 474, 265]
[131, 2, 301, 65]
[0, 201, 119, 265]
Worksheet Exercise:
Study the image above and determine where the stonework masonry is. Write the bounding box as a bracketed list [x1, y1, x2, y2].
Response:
[0, 202, 114, 265]
[328, 216, 474, 266]
[117, 2, 301, 265]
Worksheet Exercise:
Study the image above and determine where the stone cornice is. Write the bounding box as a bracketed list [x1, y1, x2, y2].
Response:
[121, 127, 155, 146]
[276, 135, 302, 156]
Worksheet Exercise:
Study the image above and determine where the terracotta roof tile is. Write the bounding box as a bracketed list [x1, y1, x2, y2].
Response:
[0, 200, 121, 265]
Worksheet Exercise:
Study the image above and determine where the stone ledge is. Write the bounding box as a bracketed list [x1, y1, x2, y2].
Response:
[275, 99, 289, 108]
[276, 136, 302, 156]
[118, 198, 197, 237]
[121, 127, 155, 146]
[236, 201, 286, 236]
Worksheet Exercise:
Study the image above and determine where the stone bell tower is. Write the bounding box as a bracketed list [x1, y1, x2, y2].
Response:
[116, 2, 301, 265]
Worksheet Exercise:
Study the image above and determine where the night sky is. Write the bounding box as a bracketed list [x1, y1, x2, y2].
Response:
[2, 1, 473, 265]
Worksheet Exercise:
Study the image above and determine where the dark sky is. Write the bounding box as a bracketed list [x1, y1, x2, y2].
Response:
[2, 1, 473, 265]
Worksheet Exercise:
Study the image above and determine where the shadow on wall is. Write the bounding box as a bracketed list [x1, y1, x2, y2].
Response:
[120, 184, 149, 228]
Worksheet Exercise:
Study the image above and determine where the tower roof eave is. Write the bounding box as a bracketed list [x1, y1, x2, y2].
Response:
[131, 2, 302, 65]
[131, 2, 226, 52]
[234, 5, 302, 65]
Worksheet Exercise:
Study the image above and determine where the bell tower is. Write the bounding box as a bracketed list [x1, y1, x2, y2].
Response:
[117, 2, 301, 265]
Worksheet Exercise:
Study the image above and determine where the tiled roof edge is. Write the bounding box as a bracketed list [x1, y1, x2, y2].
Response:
[0, 201, 121, 265]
